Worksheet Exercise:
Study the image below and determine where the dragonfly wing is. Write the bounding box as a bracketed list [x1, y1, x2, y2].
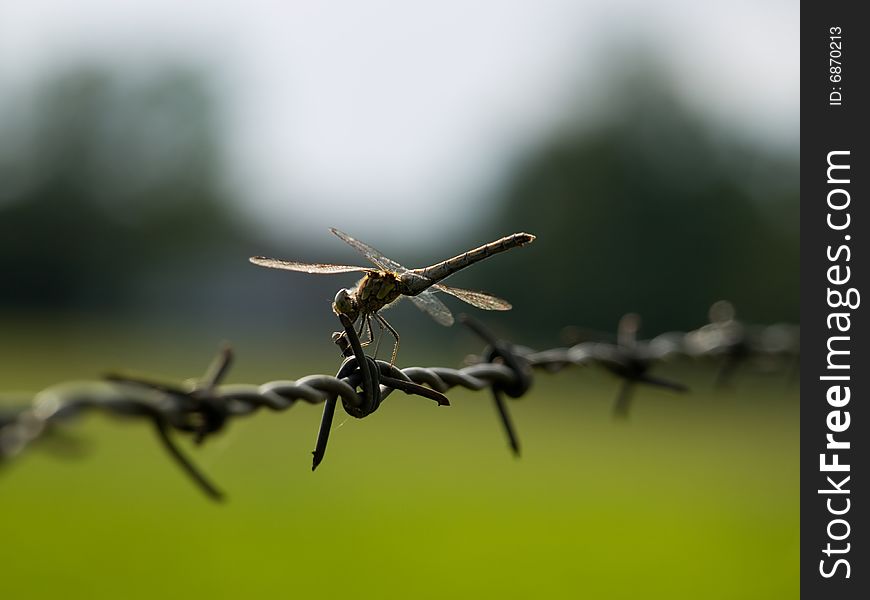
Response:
[409, 291, 454, 326]
[432, 284, 512, 310]
[249, 257, 369, 274]
[329, 228, 408, 273]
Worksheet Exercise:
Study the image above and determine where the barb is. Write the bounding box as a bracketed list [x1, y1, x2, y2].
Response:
[0, 303, 798, 501]
[311, 313, 450, 471]
[460, 314, 532, 456]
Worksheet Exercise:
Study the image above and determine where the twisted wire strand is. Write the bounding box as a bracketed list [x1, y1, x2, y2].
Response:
[0, 308, 798, 501]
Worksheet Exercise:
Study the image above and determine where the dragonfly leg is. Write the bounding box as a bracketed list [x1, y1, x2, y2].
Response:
[375, 313, 400, 365]
[372, 315, 384, 360]
[357, 314, 374, 347]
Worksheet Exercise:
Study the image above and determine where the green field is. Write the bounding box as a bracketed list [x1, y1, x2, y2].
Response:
[1, 341, 798, 600]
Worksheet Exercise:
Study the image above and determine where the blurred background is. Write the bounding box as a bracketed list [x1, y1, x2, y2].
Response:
[1, 1, 798, 599]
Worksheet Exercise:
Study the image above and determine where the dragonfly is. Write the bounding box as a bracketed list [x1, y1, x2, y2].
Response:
[250, 228, 535, 363]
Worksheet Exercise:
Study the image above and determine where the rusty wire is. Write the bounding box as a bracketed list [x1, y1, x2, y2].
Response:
[0, 304, 798, 501]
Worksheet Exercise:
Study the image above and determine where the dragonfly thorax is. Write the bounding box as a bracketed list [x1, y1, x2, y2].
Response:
[332, 270, 405, 323]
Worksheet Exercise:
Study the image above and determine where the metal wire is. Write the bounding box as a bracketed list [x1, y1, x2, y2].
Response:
[0, 304, 798, 501]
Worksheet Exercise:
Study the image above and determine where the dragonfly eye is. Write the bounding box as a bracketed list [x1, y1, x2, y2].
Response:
[333, 288, 356, 315]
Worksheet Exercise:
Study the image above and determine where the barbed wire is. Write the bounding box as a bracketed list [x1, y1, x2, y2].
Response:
[0, 301, 798, 501]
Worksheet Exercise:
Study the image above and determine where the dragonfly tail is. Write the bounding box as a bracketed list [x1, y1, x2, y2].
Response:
[409, 232, 535, 286]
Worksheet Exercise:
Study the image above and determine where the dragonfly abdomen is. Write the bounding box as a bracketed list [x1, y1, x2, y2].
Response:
[410, 232, 535, 286]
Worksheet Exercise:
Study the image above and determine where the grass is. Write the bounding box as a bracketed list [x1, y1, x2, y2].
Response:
[0, 334, 798, 600]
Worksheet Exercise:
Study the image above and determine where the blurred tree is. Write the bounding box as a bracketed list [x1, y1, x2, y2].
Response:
[473, 65, 798, 340]
[0, 66, 243, 313]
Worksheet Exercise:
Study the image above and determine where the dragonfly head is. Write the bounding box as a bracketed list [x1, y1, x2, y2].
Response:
[332, 288, 359, 320]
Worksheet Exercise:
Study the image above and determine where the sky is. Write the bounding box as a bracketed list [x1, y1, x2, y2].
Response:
[0, 0, 799, 244]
